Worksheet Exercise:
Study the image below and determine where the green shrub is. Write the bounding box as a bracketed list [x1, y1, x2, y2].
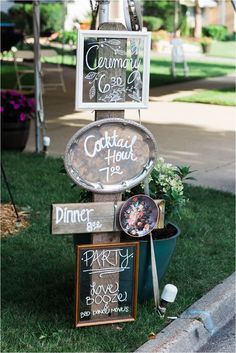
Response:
[57, 31, 77, 45]
[40, 3, 64, 35]
[9, 4, 33, 35]
[143, 16, 163, 31]
[202, 25, 228, 41]
[180, 16, 190, 37]
[227, 32, 236, 41]
[1, 11, 12, 23]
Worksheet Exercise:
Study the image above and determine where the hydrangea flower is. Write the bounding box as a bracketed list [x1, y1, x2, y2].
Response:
[126, 157, 195, 220]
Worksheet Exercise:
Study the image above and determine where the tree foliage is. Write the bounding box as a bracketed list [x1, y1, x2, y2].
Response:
[143, 16, 163, 31]
[142, 0, 174, 32]
[142, 0, 185, 33]
[9, 3, 64, 35]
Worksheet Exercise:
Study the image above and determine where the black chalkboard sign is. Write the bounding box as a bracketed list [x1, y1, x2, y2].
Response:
[75, 242, 139, 327]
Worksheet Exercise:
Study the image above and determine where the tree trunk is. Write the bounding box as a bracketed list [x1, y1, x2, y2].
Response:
[194, 1, 202, 38]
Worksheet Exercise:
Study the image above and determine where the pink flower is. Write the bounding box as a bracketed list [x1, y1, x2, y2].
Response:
[1, 90, 35, 123]
[28, 98, 35, 109]
[19, 112, 26, 121]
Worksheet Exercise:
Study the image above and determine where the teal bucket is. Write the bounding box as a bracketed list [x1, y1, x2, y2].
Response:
[135, 223, 180, 302]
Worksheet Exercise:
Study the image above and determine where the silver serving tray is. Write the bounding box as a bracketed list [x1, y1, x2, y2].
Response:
[64, 118, 158, 193]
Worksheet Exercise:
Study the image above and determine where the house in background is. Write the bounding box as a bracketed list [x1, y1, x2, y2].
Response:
[180, 0, 236, 35]
[204, 0, 236, 33]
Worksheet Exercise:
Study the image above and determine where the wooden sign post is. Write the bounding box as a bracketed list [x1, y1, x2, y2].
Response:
[94, 22, 125, 246]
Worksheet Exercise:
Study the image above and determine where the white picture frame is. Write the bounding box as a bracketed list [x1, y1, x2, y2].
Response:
[75, 30, 151, 110]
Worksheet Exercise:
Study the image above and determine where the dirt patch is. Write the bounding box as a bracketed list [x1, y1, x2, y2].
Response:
[0, 203, 30, 238]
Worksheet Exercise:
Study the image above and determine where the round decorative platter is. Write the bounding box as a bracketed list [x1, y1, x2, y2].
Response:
[64, 118, 158, 193]
[119, 194, 159, 237]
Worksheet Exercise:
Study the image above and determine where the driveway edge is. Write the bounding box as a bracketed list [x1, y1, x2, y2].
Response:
[135, 272, 235, 352]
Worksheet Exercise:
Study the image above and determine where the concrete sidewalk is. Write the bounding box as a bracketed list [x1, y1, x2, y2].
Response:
[25, 67, 235, 194]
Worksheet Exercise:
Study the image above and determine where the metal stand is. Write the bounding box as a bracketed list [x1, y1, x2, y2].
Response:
[1, 163, 20, 222]
[33, 0, 44, 153]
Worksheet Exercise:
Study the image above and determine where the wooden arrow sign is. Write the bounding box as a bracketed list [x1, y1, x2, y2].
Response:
[51, 200, 165, 235]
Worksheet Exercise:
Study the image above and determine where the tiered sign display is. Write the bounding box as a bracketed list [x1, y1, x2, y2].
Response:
[51, 28, 158, 328]
[75, 242, 139, 327]
[75, 30, 151, 110]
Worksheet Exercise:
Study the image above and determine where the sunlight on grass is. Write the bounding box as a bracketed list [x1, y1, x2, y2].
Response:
[174, 87, 236, 106]
[149, 58, 235, 86]
[207, 41, 236, 59]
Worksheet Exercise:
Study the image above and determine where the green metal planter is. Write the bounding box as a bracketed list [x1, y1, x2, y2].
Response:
[133, 223, 180, 302]
[1, 120, 30, 151]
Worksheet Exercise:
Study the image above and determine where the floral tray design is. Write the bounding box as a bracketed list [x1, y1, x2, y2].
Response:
[119, 195, 159, 237]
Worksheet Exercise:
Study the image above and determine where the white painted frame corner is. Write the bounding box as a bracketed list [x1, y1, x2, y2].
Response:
[75, 29, 151, 110]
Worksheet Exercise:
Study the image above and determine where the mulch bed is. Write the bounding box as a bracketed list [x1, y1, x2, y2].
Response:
[1, 203, 30, 238]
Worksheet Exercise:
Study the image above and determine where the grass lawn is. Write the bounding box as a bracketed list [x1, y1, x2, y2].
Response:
[174, 87, 236, 106]
[0, 58, 235, 90]
[149, 58, 235, 87]
[207, 40, 236, 59]
[1, 152, 235, 352]
[0, 62, 34, 91]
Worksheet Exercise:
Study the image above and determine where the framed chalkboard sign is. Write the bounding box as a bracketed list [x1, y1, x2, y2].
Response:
[75, 29, 151, 110]
[75, 242, 139, 327]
